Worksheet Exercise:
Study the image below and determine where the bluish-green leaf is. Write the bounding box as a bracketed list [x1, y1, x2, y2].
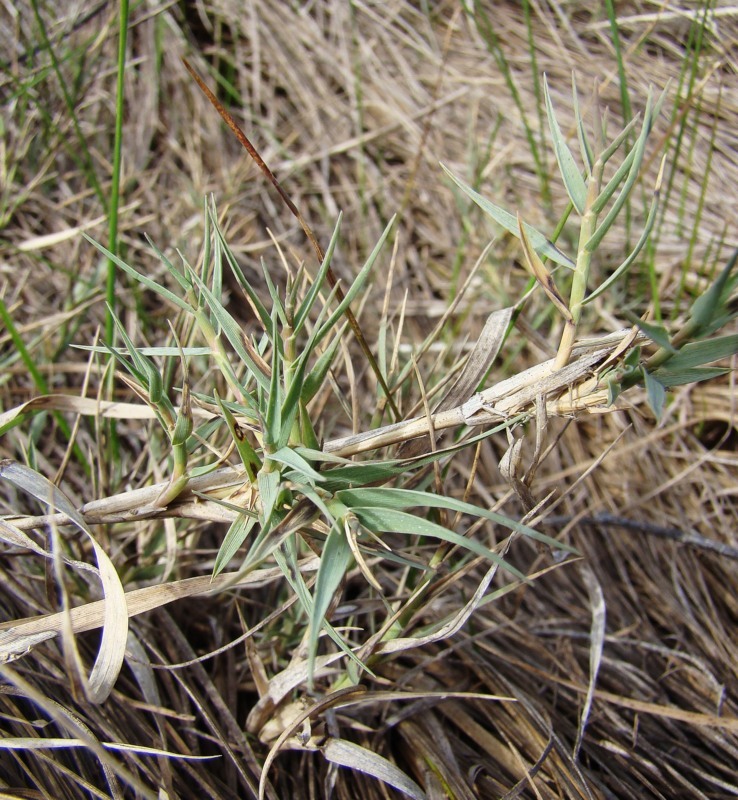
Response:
[83, 234, 190, 311]
[294, 214, 343, 335]
[651, 366, 728, 387]
[144, 234, 193, 294]
[314, 216, 397, 346]
[441, 165, 576, 269]
[351, 506, 526, 580]
[308, 523, 354, 680]
[213, 513, 258, 577]
[211, 211, 272, 331]
[189, 269, 271, 392]
[301, 330, 343, 404]
[583, 175, 661, 304]
[688, 250, 738, 334]
[338, 487, 573, 552]
[544, 75, 587, 214]
[258, 468, 281, 528]
[620, 312, 675, 351]
[656, 335, 738, 371]
[585, 89, 655, 251]
[270, 446, 324, 483]
[642, 369, 666, 419]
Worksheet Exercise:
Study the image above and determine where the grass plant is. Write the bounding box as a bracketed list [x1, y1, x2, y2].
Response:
[1, 3, 737, 798]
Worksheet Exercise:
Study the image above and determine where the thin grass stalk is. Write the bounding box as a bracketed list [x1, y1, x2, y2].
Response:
[0, 297, 90, 473]
[28, 0, 106, 208]
[106, 0, 129, 346]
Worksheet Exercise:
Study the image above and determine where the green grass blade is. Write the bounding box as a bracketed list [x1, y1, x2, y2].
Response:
[583, 164, 662, 305]
[83, 235, 190, 312]
[270, 447, 324, 484]
[294, 214, 343, 334]
[351, 506, 526, 580]
[106, 0, 130, 344]
[544, 75, 586, 214]
[657, 335, 738, 371]
[187, 269, 271, 391]
[338, 487, 573, 551]
[308, 522, 354, 681]
[441, 165, 575, 269]
[585, 91, 655, 252]
[213, 513, 258, 577]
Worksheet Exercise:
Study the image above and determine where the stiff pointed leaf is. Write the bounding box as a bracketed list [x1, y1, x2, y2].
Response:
[144, 234, 193, 294]
[642, 369, 666, 419]
[213, 513, 258, 577]
[689, 250, 738, 334]
[441, 164, 576, 269]
[655, 335, 738, 371]
[211, 212, 272, 330]
[83, 234, 190, 312]
[351, 506, 525, 580]
[620, 311, 675, 351]
[544, 75, 587, 214]
[214, 392, 261, 479]
[270, 446, 324, 484]
[74, 345, 212, 357]
[338, 487, 574, 552]
[189, 270, 271, 391]
[294, 214, 343, 334]
[651, 366, 728, 387]
[583, 156, 664, 305]
[572, 75, 594, 173]
[315, 216, 397, 345]
[301, 331, 343, 404]
[308, 523, 354, 680]
[585, 89, 656, 251]
[257, 468, 281, 529]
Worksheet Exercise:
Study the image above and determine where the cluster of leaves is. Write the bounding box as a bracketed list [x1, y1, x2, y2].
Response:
[445, 77, 738, 417]
[83, 199, 566, 686]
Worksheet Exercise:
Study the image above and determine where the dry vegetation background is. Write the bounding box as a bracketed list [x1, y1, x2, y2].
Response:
[1, 1, 738, 798]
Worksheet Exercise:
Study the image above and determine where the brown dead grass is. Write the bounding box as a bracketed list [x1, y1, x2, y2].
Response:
[1, 1, 738, 798]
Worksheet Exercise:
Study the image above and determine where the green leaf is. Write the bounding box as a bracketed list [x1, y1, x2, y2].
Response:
[654, 335, 738, 371]
[585, 89, 656, 251]
[620, 312, 675, 351]
[210, 210, 272, 331]
[294, 214, 343, 335]
[582, 170, 662, 305]
[188, 269, 271, 391]
[144, 234, 193, 295]
[688, 250, 738, 334]
[642, 369, 666, 419]
[270, 446, 324, 484]
[351, 506, 526, 580]
[214, 392, 261, 479]
[308, 522, 354, 681]
[571, 75, 594, 173]
[258, 468, 281, 529]
[339, 487, 572, 552]
[301, 330, 344, 404]
[74, 345, 212, 357]
[314, 216, 398, 346]
[260, 258, 289, 328]
[651, 366, 729, 387]
[213, 513, 258, 577]
[544, 75, 587, 214]
[441, 164, 576, 269]
[83, 234, 190, 312]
